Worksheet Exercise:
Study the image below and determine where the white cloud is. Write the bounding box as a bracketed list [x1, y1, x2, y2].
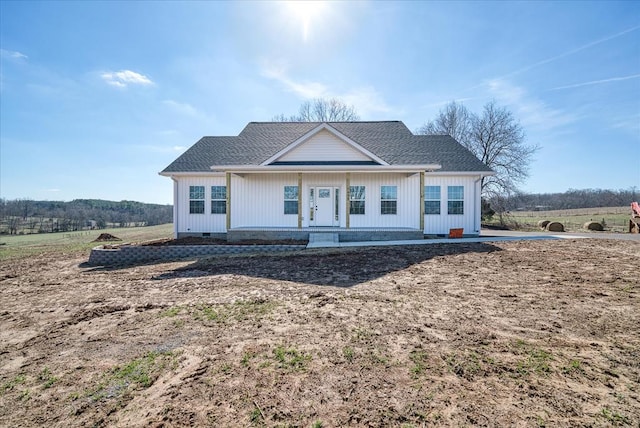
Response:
[419, 97, 476, 110]
[132, 144, 187, 154]
[486, 78, 577, 131]
[156, 129, 180, 137]
[261, 63, 329, 98]
[341, 86, 394, 116]
[101, 70, 153, 88]
[505, 25, 640, 78]
[162, 99, 199, 116]
[551, 74, 640, 91]
[261, 62, 396, 118]
[0, 49, 28, 60]
[611, 114, 640, 134]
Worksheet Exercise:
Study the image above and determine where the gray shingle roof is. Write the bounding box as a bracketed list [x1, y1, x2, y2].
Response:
[161, 121, 492, 173]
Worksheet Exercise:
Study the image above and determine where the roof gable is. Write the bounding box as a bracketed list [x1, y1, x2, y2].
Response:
[261, 123, 388, 166]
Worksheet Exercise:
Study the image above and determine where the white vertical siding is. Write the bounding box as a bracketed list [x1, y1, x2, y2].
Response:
[277, 130, 372, 162]
[172, 179, 178, 238]
[175, 175, 228, 234]
[423, 175, 482, 235]
[174, 172, 482, 235]
[232, 174, 300, 228]
[348, 173, 420, 228]
[230, 172, 421, 229]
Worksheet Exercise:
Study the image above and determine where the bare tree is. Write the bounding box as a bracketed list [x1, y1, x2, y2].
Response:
[0, 198, 6, 221]
[471, 101, 537, 196]
[418, 100, 538, 197]
[273, 98, 360, 122]
[17, 198, 33, 220]
[417, 101, 471, 147]
[271, 113, 298, 122]
[27, 217, 39, 233]
[7, 216, 21, 235]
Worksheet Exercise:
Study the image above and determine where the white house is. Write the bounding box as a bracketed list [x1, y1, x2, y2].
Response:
[160, 121, 494, 241]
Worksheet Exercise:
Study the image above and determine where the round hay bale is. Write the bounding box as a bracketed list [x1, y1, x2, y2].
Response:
[546, 221, 564, 232]
[537, 220, 550, 229]
[583, 221, 603, 231]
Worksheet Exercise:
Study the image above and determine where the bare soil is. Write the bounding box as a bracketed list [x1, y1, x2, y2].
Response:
[92, 233, 122, 242]
[0, 239, 638, 427]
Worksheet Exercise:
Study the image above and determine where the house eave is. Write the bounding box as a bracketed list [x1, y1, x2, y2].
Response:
[209, 164, 442, 173]
[159, 171, 226, 177]
[159, 167, 496, 177]
[427, 170, 495, 177]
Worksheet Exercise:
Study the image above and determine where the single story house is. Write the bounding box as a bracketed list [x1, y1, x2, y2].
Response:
[160, 121, 494, 241]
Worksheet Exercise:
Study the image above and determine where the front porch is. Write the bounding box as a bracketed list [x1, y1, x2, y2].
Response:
[227, 227, 424, 242]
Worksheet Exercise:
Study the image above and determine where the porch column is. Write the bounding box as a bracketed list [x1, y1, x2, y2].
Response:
[297, 172, 302, 229]
[345, 172, 350, 229]
[226, 172, 231, 231]
[419, 171, 425, 231]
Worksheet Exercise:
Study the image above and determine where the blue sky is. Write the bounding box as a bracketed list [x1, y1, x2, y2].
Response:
[1, 1, 639, 205]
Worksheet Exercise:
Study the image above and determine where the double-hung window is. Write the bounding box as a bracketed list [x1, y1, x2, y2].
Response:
[284, 186, 299, 215]
[447, 186, 464, 215]
[380, 185, 397, 215]
[424, 186, 441, 215]
[189, 186, 205, 214]
[211, 186, 226, 214]
[349, 186, 365, 215]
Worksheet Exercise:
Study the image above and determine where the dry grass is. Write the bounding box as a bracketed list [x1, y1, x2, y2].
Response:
[490, 207, 631, 232]
[0, 224, 173, 261]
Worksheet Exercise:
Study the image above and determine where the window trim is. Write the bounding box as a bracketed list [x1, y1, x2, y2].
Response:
[424, 185, 441, 215]
[349, 185, 366, 215]
[211, 185, 227, 214]
[380, 185, 397, 215]
[447, 185, 464, 215]
[189, 185, 205, 214]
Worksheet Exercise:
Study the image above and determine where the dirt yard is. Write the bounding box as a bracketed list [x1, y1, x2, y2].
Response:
[0, 239, 638, 427]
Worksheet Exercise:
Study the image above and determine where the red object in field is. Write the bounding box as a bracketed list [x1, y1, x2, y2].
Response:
[630, 202, 640, 233]
[449, 228, 464, 238]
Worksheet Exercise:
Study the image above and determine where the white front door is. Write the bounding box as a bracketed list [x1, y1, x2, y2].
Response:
[314, 187, 334, 226]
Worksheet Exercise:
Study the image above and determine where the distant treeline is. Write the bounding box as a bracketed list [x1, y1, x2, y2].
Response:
[0, 198, 172, 234]
[503, 188, 638, 211]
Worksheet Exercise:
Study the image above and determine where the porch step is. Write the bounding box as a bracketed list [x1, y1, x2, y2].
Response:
[308, 233, 339, 244]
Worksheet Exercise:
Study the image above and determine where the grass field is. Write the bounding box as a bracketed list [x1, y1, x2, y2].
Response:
[488, 206, 631, 232]
[1, 206, 633, 262]
[0, 223, 173, 261]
